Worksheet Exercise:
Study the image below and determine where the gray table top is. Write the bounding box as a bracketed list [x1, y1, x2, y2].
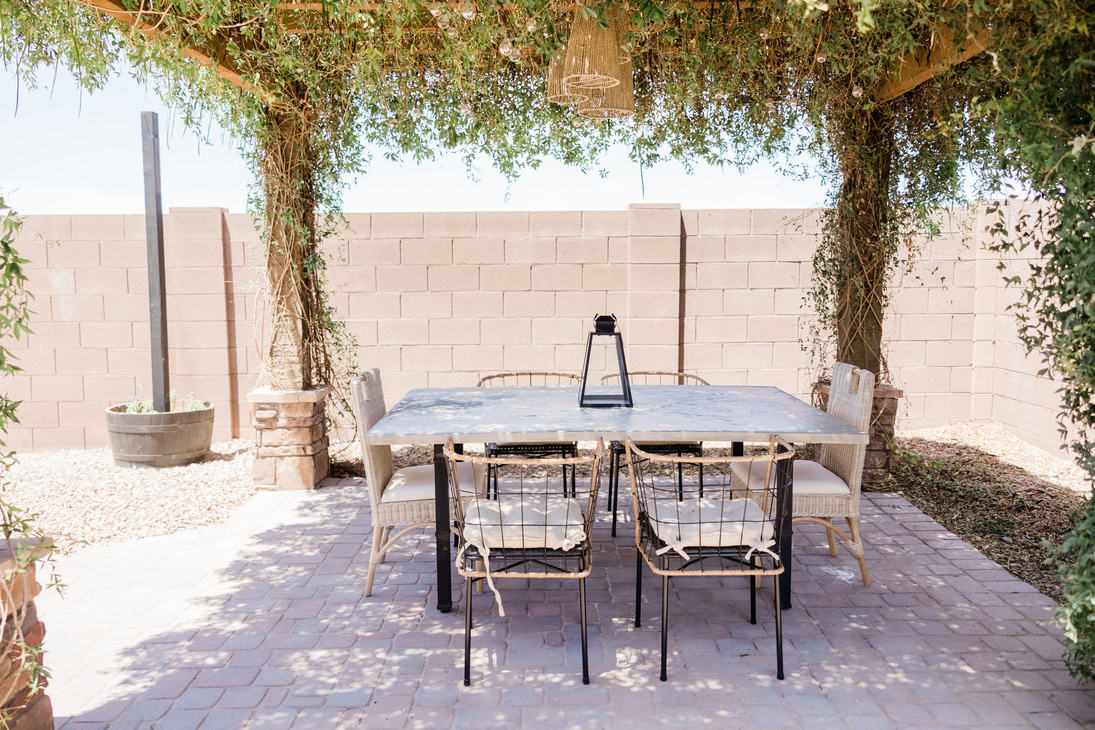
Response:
[366, 385, 868, 446]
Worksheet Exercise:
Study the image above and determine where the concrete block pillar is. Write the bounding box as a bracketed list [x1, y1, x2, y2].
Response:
[248, 385, 331, 490]
[627, 203, 683, 370]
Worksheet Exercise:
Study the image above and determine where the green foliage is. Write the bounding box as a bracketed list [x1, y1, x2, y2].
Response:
[0, 198, 31, 465]
[974, 517, 1015, 537]
[1050, 499, 1095, 683]
[124, 389, 208, 414]
[982, 0, 1095, 682]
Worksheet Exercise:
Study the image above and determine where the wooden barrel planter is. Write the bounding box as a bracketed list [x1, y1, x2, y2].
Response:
[105, 404, 215, 468]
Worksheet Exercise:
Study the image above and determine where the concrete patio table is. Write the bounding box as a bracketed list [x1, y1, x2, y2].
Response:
[365, 384, 868, 614]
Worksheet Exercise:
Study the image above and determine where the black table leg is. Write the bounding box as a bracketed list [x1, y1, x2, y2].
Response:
[776, 443, 793, 610]
[434, 443, 452, 613]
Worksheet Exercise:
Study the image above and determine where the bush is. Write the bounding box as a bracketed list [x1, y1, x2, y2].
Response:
[1051, 500, 1095, 683]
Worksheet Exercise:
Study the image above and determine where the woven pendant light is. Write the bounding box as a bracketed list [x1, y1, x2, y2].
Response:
[563, 9, 622, 89]
[547, 49, 588, 105]
[577, 57, 634, 119]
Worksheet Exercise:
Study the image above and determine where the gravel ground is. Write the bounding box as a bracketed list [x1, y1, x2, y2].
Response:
[0, 440, 255, 551]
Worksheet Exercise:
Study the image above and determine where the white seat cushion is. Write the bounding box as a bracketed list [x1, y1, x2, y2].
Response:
[459, 493, 587, 617]
[381, 462, 484, 503]
[462, 496, 587, 551]
[647, 496, 773, 550]
[730, 459, 850, 496]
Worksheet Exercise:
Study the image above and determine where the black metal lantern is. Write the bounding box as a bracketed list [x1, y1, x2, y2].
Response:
[579, 314, 633, 407]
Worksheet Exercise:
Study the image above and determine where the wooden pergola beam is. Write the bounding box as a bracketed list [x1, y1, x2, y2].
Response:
[876, 23, 991, 102]
[77, 0, 267, 99]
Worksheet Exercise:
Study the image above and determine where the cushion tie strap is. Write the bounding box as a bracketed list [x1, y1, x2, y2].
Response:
[456, 539, 506, 616]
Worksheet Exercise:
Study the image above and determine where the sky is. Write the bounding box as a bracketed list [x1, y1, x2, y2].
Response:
[0, 67, 830, 217]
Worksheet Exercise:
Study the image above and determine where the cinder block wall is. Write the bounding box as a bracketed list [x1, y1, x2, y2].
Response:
[2, 203, 1068, 456]
[8, 208, 256, 450]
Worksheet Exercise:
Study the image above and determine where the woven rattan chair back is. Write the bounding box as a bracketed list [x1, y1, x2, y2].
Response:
[350, 367, 394, 512]
[477, 371, 582, 387]
[350, 368, 394, 508]
[817, 363, 875, 495]
[624, 436, 795, 682]
[601, 370, 710, 386]
[444, 438, 605, 686]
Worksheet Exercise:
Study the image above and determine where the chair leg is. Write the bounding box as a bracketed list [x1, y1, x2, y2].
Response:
[847, 516, 871, 587]
[375, 526, 393, 565]
[826, 524, 838, 556]
[579, 576, 590, 685]
[634, 549, 643, 628]
[660, 574, 670, 682]
[464, 575, 473, 686]
[365, 527, 384, 597]
[774, 572, 784, 681]
[610, 451, 621, 537]
[749, 555, 757, 625]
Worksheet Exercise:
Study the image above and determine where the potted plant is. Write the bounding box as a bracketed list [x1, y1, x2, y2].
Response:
[105, 390, 214, 468]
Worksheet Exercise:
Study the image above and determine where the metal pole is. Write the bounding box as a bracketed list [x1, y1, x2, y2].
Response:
[141, 111, 170, 413]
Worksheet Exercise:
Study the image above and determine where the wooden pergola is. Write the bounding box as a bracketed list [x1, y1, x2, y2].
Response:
[78, 0, 990, 104]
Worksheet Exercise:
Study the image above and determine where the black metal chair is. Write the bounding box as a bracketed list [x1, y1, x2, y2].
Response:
[445, 438, 605, 686]
[624, 436, 794, 681]
[478, 372, 582, 497]
[601, 371, 710, 535]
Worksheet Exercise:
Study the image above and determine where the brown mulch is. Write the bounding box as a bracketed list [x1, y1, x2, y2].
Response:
[329, 424, 1094, 603]
[866, 423, 1091, 603]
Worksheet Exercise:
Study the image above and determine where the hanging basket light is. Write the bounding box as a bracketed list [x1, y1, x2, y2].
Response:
[577, 58, 634, 119]
[563, 9, 622, 89]
[547, 49, 588, 105]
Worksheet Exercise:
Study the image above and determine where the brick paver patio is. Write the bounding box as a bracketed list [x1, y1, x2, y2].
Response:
[40, 482, 1095, 729]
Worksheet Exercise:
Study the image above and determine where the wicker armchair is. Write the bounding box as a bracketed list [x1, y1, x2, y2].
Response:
[477, 372, 582, 497]
[445, 438, 605, 686]
[625, 437, 795, 681]
[729, 362, 875, 585]
[350, 369, 485, 597]
[602, 371, 710, 536]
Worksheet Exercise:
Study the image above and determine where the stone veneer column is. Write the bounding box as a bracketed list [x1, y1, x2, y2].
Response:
[863, 384, 903, 481]
[248, 385, 331, 490]
[814, 381, 903, 481]
[0, 540, 54, 730]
